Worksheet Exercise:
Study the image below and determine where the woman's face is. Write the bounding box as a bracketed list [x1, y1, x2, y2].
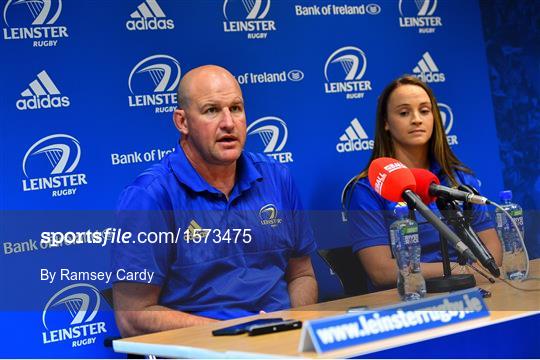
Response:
[384, 84, 434, 152]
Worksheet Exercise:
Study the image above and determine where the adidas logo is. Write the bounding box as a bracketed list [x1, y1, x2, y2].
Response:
[336, 118, 373, 153]
[16, 71, 70, 111]
[412, 52, 445, 83]
[126, 0, 175, 31]
[184, 220, 210, 241]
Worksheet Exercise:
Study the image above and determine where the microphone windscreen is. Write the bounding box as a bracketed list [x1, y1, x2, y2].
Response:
[410, 168, 440, 204]
[368, 157, 416, 202]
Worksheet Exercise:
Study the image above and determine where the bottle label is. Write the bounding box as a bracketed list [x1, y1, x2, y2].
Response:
[403, 233, 419, 245]
[400, 225, 418, 236]
[510, 209, 523, 217]
[496, 213, 504, 227]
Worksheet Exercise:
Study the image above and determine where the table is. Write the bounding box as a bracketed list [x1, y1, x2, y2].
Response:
[113, 260, 540, 358]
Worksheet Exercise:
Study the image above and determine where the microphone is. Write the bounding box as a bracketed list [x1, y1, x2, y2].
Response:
[410, 168, 500, 277]
[409, 168, 490, 205]
[368, 158, 477, 263]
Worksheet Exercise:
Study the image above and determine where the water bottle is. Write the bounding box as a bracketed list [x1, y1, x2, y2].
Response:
[495, 190, 528, 280]
[389, 204, 426, 301]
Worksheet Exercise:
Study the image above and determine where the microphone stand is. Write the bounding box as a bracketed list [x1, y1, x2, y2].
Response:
[423, 198, 477, 292]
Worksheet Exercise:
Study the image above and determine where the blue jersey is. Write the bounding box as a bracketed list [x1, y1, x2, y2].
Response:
[347, 162, 494, 290]
[112, 144, 316, 320]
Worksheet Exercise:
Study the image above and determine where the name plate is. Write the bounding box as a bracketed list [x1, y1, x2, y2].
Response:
[298, 288, 489, 354]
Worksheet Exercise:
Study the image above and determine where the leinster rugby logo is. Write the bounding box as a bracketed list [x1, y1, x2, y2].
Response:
[438, 102, 458, 146]
[259, 204, 282, 227]
[222, 0, 276, 39]
[42, 283, 107, 347]
[127, 54, 180, 113]
[398, 0, 442, 34]
[3, 0, 69, 47]
[22, 134, 88, 197]
[399, 0, 437, 17]
[247, 116, 293, 163]
[323, 46, 372, 100]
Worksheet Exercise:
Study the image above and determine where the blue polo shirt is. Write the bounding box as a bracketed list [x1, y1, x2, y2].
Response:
[112, 144, 316, 320]
[347, 162, 494, 290]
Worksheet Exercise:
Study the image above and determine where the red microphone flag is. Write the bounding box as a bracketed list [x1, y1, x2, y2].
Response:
[368, 157, 416, 202]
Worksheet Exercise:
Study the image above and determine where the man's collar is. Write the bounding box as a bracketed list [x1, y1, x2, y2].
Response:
[169, 144, 262, 195]
[235, 151, 263, 194]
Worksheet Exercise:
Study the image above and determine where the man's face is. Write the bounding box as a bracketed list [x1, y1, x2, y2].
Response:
[180, 72, 246, 166]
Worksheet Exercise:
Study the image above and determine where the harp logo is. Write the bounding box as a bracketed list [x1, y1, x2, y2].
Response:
[438, 102, 459, 146]
[22, 134, 88, 197]
[2, 0, 69, 47]
[398, 0, 442, 34]
[42, 283, 107, 347]
[222, 0, 276, 39]
[259, 204, 282, 227]
[125, 0, 175, 31]
[323, 46, 372, 100]
[247, 116, 293, 163]
[127, 54, 181, 113]
[16, 70, 70, 110]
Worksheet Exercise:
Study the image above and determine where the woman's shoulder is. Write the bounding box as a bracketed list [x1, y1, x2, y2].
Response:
[453, 167, 482, 188]
[431, 161, 481, 188]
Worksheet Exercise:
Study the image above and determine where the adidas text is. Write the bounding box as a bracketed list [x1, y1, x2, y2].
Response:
[126, 18, 174, 31]
[336, 139, 374, 152]
[416, 72, 445, 83]
[17, 95, 70, 110]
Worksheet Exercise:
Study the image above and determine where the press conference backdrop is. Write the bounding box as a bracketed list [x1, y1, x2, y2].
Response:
[0, 0, 535, 357]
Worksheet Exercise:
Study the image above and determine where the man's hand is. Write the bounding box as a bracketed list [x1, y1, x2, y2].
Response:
[113, 282, 217, 337]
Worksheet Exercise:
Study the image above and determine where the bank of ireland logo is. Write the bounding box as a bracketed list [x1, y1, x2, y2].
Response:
[323, 46, 372, 100]
[336, 118, 374, 153]
[22, 134, 88, 197]
[3, 0, 69, 46]
[16, 70, 70, 110]
[366, 3, 381, 15]
[222, 0, 276, 39]
[438, 102, 458, 146]
[236, 69, 304, 85]
[42, 283, 107, 347]
[412, 51, 445, 83]
[287, 69, 304, 82]
[259, 203, 282, 227]
[127, 54, 180, 113]
[247, 116, 293, 163]
[398, 0, 442, 33]
[126, 0, 174, 31]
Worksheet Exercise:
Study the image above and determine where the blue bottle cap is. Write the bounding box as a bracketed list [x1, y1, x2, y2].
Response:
[394, 204, 409, 218]
[499, 190, 513, 201]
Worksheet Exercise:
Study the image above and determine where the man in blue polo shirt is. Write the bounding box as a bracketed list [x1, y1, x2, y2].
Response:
[112, 65, 317, 337]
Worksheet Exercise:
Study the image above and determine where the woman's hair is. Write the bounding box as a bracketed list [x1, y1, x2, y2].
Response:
[357, 75, 471, 185]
